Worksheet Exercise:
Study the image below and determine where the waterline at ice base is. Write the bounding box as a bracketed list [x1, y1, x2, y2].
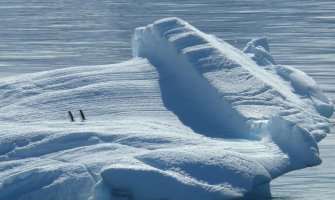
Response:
[0, 18, 333, 200]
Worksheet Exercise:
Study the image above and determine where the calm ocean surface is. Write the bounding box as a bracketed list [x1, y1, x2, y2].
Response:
[0, 0, 334, 199]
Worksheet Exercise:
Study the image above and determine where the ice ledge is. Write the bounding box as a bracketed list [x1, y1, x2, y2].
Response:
[132, 17, 333, 141]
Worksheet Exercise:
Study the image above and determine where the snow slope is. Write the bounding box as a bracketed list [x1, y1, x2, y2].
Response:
[0, 18, 333, 200]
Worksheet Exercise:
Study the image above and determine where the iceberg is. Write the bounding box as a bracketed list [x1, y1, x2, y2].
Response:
[0, 18, 333, 200]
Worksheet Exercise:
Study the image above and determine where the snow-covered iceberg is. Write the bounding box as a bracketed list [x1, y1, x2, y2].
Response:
[0, 18, 333, 200]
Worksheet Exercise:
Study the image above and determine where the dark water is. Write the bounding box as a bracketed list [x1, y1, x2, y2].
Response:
[0, 0, 334, 199]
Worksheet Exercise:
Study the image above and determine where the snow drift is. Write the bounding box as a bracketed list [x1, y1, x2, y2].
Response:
[0, 17, 333, 200]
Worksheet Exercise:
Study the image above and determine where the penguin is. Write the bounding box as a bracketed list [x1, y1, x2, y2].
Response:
[68, 111, 75, 122]
[79, 109, 86, 121]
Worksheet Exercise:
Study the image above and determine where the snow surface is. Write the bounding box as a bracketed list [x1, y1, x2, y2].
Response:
[0, 18, 333, 200]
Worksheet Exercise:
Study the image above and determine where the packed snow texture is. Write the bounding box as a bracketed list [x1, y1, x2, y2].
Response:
[0, 18, 333, 200]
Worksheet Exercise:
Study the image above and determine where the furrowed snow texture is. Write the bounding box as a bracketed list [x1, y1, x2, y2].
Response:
[0, 18, 333, 200]
[133, 17, 333, 141]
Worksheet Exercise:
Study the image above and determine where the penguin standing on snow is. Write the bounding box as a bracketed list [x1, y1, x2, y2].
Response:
[68, 111, 75, 122]
[79, 109, 86, 121]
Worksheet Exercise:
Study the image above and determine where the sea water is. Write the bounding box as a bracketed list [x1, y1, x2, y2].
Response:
[0, 1, 334, 199]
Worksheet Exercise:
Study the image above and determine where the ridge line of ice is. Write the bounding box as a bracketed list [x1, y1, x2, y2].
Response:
[132, 17, 333, 142]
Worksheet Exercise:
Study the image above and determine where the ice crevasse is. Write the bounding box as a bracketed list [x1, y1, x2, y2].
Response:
[0, 18, 333, 200]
